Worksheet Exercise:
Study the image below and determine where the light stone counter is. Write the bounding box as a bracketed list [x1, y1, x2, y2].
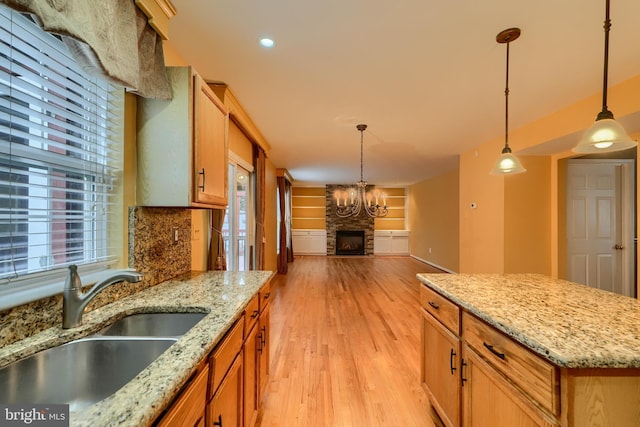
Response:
[416, 273, 640, 369]
[0, 270, 274, 427]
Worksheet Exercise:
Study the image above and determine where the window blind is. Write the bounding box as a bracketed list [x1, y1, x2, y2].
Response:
[0, 4, 124, 283]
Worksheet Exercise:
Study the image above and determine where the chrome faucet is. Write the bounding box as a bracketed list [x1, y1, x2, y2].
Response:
[62, 265, 143, 329]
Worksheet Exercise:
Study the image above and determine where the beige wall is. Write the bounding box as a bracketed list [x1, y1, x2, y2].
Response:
[409, 169, 459, 272]
[458, 74, 640, 278]
[504, 156, 551, 274]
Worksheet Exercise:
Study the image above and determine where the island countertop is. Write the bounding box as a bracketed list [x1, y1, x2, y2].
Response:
[0, 270, 274, 427]
[416, 273, 640, 369]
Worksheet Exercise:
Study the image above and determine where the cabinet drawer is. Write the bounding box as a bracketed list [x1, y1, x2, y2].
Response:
[420, 285, 460, 335]
[462, 312, 559, 415]
[245, 294, 260, 334]
[156, 364, 209, 427]
[259, 280, 272, 313]
[209, 317, 244, 398]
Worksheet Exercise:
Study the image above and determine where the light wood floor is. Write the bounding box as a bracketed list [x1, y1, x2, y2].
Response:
[256, 256, 445, 427]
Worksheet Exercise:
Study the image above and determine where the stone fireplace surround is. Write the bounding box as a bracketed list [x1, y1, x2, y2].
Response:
[325, 185, 374, 256]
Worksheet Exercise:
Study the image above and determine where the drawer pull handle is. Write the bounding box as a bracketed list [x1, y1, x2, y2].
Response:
[449, 348, 457, 374]
[263, 292, 270, 300]
[428, 301, 440, 310]
[198, 168, 205, 191]
[251, 309, 259, 319]
[461, 359, 468, 386]
[483, 342, 506, 360]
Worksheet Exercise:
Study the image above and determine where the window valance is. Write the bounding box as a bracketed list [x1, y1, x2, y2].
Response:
[0, 0, 171, 99]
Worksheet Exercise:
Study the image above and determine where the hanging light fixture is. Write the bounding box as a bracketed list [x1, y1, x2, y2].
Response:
[573, 0, 636, 153]
[491, 28, 527, 175]
[333, 124, 388, 218]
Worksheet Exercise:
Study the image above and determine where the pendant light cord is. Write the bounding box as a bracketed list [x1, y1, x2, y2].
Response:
[504, 40, 511, 152]
[598, 0, 614, 120]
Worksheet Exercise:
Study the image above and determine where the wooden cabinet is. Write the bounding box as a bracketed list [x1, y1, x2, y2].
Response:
[137, 66, 228, 208]
[420, 283, 640, 427]
[462, 347, 554, 427]
[155, 364, 209, 427]
[421, 307, 460, 427]
[243, 280, 272, 427]
[207, 317, 244, 427]
[420, 285, 461, 427]
[208, 353, 243, 427]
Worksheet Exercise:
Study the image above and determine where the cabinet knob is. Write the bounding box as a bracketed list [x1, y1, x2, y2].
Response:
[251, 310, 259, 319]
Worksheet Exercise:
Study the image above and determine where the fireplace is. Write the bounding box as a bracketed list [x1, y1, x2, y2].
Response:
[335, 230, 365, 256]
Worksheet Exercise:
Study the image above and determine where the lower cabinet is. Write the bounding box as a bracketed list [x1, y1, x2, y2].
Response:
[421, 283, 640, 427]
[155, 363, 209, 427]
[421, 308, 460, 427]
[462, 346, 553, 427]
[208, 353, 243, 427]
[244, 280, 272, 427]
[155, 279, 273, 427]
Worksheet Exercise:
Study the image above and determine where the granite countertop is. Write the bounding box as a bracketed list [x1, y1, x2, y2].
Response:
[0, 270, 274, 427]
[416, 273, 640, 369]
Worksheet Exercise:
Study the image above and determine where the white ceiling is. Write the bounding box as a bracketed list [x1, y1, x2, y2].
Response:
[167, 0, 640, 186]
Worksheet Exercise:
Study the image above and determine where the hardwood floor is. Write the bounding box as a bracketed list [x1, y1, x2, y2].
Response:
[256, 256, 445, 427]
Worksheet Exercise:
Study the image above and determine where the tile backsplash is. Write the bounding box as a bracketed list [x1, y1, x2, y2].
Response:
[0, 206, 193, 347]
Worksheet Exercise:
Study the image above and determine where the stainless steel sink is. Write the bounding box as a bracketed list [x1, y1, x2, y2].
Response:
[0, 336, 176, 411]
[97, 312, 207, 337]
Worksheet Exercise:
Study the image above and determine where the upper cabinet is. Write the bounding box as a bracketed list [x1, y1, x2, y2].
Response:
[134, 0, 176, 40]
[137, 66, 229, 208]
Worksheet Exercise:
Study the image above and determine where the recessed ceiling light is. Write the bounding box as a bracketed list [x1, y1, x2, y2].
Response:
[259, 38, 275, 48]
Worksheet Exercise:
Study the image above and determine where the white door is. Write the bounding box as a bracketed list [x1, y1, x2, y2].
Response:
[566, 159, 634, 296]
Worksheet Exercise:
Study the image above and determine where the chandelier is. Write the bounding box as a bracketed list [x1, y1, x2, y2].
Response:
[333, 124, 388, 218]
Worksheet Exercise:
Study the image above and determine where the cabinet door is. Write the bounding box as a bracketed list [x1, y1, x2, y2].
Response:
[244, 322, 259, 427]
[208, 353, 243, 427]
[258, 303, 271, 398]
[421, 308, 461, 427]
[193, 73, 228, 208]
[462, 346, 555, 427]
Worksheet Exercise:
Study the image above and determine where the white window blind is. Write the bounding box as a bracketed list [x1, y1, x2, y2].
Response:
[0, 5, 124, 287]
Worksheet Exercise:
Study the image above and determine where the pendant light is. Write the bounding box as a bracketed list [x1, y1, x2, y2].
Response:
[491, 28, 527, 175]
[573, 0, 636, 153]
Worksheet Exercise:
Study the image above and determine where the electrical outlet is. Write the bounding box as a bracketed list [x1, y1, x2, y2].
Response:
[172, 227, 179, 243]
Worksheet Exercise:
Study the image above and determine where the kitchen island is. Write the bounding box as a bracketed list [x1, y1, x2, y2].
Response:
[0, 270, 274, 427]
[417, 273, 640, 426]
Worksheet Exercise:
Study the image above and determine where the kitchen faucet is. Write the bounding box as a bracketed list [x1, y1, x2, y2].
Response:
[62, 264, 143, 329]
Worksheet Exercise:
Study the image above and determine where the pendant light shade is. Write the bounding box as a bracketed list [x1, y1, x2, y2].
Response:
[491, 28, 526, 175]
[572, 0, 637, 154]
[491, 146, 527, 175]
[573, 118, 636, 153]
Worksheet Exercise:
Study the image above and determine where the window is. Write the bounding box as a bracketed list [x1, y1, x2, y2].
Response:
[0, 5, 124, 307]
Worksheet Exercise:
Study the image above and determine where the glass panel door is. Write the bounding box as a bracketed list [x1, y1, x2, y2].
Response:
[223, 163, 252, 271]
